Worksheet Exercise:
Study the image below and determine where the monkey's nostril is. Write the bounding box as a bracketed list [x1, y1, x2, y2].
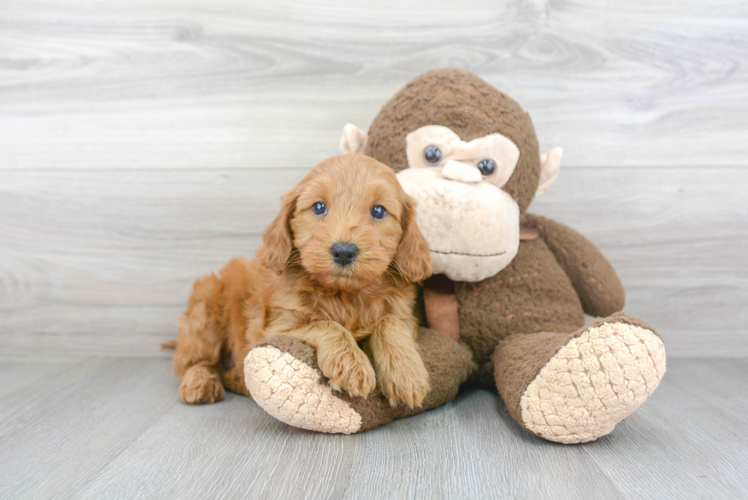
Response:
[331, 242, 358, 266]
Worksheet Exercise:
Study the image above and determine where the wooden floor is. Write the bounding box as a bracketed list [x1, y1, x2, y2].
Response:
[0, 356, 745, 499]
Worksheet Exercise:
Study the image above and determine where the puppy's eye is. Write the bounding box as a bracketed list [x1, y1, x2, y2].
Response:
[477, 159, 496, 176]
[424, 145, 442, 165]
[312, 202, 327, 216]
[371, 205, 387, 220]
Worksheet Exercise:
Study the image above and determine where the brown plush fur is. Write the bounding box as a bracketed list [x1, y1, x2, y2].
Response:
[454, 215, 625, 386]
[492, 313, 659, 435]
[254, 327, 476, 432]
[341, 68, 645, 430]
[365, 68, 541, 213]
[524, 214, 626, 316]
[455, 235, 586, 386]
[170, 154, 433, 408]
[237, 69, 661, 439]
[361, 68, 627, 384]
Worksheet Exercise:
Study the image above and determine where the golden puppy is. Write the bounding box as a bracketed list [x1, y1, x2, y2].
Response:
[170, 153, 432, 408]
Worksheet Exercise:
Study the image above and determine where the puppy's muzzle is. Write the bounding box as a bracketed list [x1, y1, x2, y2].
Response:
[331, 242, 358, 267]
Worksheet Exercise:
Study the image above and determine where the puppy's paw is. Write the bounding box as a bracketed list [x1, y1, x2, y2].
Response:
[378, 356, 430, 408]
[178, 365, 225, 404]
[318, 347, 376, 399]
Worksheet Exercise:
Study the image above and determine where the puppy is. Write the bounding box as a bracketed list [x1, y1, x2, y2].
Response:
[170, 154, 433, 408]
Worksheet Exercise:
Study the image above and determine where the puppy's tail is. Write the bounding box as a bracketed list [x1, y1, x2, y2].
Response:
[161, 339, 177, 349]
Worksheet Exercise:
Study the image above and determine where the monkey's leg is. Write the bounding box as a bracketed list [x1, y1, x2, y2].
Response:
[493, 312, 666, 444]
[243, 328, 476, 434]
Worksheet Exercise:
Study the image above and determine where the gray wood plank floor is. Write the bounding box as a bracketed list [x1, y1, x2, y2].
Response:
[0, 356, 746, 499]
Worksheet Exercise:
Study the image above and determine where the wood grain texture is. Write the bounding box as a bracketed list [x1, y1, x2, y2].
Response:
[1, 0, 746, 357]
[584, 359, 748, 498]
[1, 2, 746, 496]
[0, 0, 746, 170]
[532, 166, 748, 358]
[0, 355, 84, 399]
[2, 167, 745, 357]
[0, 357, 745, 499]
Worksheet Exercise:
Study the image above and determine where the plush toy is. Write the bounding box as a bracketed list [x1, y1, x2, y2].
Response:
[243, 69, 666, 443]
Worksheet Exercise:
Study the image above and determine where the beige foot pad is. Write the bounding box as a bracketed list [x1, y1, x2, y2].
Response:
[244, 345, 363, 434]
[520, 321, 666, 444]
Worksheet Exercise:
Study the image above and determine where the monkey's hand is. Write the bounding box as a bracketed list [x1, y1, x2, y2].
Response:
[524, 213, 626, 317]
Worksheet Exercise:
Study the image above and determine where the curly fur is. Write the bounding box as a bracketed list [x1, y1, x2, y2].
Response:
[169, 154, 432, 408]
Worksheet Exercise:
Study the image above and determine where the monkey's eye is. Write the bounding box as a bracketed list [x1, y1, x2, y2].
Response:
[477, 159, 496, 176]
[371, 205, 387, 220]
[424, 145, 442, 165]
[312, 202, 327, 216]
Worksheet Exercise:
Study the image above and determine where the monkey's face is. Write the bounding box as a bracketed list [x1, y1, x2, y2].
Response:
[395, 125, 521, 282]
[339, 69, 563, 282]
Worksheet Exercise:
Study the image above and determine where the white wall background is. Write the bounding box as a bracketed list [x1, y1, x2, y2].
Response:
[1, 0, 746, 357]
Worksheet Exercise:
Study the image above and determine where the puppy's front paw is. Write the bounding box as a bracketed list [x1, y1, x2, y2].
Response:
[179, 365, 225, 404]
[378, 357, 430, 408]
[318, 347, 376, 399]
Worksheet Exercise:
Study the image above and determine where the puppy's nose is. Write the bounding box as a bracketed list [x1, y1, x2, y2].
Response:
[331, 242, 358, 267]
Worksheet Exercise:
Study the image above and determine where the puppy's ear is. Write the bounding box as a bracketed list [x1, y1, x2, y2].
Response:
[258, 186, 297, 274]
[394, 195, 432, 283]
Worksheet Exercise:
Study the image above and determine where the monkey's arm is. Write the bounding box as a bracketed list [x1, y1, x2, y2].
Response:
[523, 213, 625, 317]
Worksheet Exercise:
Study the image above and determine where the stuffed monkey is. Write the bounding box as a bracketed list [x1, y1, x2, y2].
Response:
[243, 69, 666, 443]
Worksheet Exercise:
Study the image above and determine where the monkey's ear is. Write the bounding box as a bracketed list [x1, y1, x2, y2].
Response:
[394, 195, 432, 283]
[340, 124, 368, 154]
[536, 147, 563, 196]
[258, 186, 298, 274]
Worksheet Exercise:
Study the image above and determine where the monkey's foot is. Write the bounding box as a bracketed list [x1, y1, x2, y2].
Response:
[244, 337, 363, 433]
[244, 329, 475, 434]
[495, 313, 666, 444]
